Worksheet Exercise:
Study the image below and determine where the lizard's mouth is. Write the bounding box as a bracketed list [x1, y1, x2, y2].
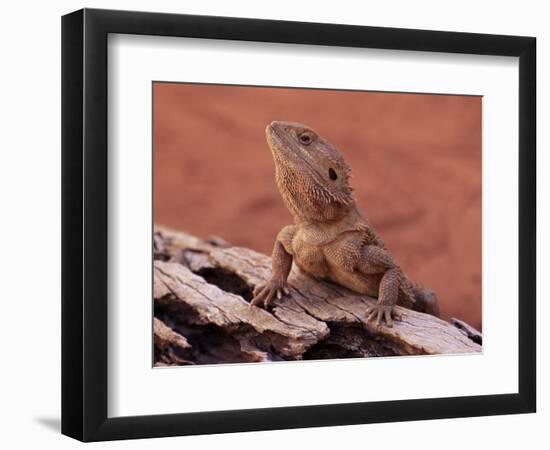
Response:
[266, 123, 292, 161]
[265, 122, 284, 151]
[266, 122, 306, 163]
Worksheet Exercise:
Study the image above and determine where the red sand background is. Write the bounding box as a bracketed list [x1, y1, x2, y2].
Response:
[153, 83, 482, 329]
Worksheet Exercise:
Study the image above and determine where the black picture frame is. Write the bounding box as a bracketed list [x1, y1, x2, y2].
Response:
[61, 8, 536, 442]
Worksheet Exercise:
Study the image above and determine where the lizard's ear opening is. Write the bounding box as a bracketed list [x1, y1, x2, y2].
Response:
[328, 168, 338, 180]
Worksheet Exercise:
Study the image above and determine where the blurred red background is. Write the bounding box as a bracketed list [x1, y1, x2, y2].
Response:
[153, 83, 482, 329]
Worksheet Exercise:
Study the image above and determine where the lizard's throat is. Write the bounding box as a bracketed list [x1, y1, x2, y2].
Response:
[275, 168, 352, 223]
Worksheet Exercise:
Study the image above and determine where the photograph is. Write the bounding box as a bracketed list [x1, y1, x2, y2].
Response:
[152, 82, 483, 366]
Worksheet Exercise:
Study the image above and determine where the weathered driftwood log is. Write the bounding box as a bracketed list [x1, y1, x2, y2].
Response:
[153, 225, 482, 366]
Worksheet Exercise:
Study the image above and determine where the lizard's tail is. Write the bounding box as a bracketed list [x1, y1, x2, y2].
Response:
[411, 285, 441, 317]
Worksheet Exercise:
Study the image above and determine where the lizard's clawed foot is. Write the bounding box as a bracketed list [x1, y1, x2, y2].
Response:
[366, 303, 402, 327]
[250, 279, 290, 309]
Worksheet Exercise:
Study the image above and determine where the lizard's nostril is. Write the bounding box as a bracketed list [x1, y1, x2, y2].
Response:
[266, 122, 278, 135]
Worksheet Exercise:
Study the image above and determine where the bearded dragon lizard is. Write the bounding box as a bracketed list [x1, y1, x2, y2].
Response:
[251, 121, 440, 327]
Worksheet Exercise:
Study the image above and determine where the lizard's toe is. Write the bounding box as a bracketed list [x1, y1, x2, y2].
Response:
[392, 308, 403, 321]
[263, 289, 276, 308]
[384, 309, 393, 327]
[250, 284, 268, 308]
[250, 280, 289, 310]
[366, 304, 398, 327]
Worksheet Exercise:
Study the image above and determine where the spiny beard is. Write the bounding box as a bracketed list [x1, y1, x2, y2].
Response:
[275, 165, 353, 223]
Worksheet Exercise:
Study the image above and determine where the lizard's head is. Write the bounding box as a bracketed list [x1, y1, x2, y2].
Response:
[266, 121, 354, 222]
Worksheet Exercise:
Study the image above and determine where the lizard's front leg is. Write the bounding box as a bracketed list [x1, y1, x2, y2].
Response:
[366, 267, 402, 327]
[357, 245, 402, 327]
[251, 228, 294, 309]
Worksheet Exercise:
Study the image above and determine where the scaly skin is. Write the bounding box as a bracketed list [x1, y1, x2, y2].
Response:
[250, 121, 440, 327]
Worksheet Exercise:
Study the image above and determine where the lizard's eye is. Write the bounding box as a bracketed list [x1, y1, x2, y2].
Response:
[328, 168, 338, 180]
[299, 133, 313, 145]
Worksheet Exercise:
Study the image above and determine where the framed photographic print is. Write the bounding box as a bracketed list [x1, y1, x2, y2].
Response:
[61, 8, 536, 442]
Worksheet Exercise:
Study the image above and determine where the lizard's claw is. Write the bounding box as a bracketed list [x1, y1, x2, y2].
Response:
[250, 279, 289, 309]
[366, 304, 401, 327]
